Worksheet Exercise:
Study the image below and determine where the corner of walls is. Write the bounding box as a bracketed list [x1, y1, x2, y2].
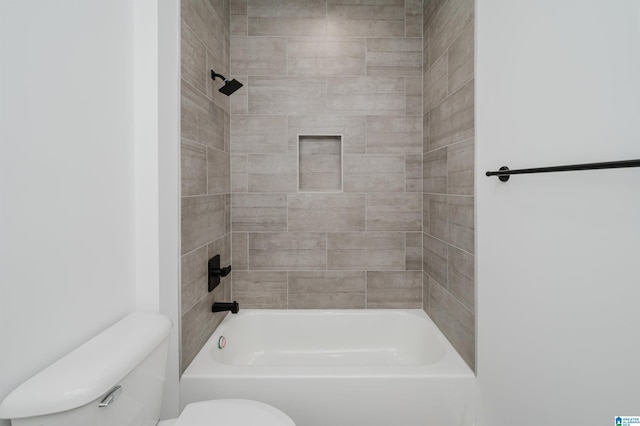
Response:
[422, 0, 476, 371]
[180, 0, 232, 374]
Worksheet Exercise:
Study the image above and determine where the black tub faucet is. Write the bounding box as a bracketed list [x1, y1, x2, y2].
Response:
[212, 301, 239, 314]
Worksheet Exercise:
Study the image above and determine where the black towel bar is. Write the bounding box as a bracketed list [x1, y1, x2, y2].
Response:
[486, 159, 640, 182]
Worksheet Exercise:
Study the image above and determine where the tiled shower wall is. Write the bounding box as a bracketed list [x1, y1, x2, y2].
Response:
[422, 0, 475, 369]
[229, 0, 425, 309]
[180, 0, 231, 373]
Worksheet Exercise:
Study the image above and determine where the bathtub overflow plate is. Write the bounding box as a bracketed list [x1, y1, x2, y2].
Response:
[218, 336, 226, 349]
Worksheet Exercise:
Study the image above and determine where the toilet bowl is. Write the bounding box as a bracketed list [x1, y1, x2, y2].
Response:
[0, 313, 296, 426]
[158, 399, 295, 426]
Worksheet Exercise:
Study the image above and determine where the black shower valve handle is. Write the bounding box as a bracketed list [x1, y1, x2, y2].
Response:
[208, 255, 231, 292]
[211, 265, 231, 277]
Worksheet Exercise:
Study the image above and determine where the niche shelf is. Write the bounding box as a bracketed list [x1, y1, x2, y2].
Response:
[298, 135, 343, 193]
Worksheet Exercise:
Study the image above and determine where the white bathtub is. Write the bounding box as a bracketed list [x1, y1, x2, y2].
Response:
[180, 310, 475, 426]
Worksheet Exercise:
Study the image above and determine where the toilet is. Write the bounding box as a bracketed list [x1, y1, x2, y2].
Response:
[0, 312, 295, 426]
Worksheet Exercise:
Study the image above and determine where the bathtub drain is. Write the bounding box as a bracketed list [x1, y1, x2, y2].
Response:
[218, 336, 226, 349]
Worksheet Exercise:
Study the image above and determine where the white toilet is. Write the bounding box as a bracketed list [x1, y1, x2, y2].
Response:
[0, 312, 295, 426]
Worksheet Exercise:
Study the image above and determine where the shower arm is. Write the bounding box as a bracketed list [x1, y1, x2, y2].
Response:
[211, 70, 228, 82]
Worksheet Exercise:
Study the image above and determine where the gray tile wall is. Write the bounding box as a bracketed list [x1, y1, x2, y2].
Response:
[422, 0, 475, 370]
[180, 0, 476, 375]
[230, 0, 424, 311]
[181, 0, 231, 374]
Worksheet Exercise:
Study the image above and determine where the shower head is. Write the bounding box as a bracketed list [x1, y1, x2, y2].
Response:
[210, 70, 243, 96]
[218, 78, 243, 96]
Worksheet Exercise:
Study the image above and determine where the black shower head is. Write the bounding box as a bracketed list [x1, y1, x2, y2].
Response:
[210, 70, 243, 96]
[219, 78, 243, 96]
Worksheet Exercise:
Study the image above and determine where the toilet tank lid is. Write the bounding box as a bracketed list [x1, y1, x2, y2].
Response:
[0, 312, 172, 420]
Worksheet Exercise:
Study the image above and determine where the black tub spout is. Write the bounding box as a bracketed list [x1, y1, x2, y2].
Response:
[212, 301, 239, 314]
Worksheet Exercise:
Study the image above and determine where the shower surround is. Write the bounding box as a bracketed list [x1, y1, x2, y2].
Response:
[422, 0, 475, 369]
[229, 0, 424, 311]
[180, 0, 232, 372]
[180, 0, 476, 373]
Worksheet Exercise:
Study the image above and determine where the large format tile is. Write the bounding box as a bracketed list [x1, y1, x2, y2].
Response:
[225, 194, 231, 234]
[207, 147, 230, 194]
[423, 147, 447, 194]
[231, 115, 288, 154]
[366, 38, 422, 77]
[405, 0, 423, 37]
[232, 270, 287, 308]
[327, 76, 405, 116]
[429, 278, 475, 369]
[231, 154, 248, 192]
[247, 153, 297, 192]
[424, 53, 448, 113]
[429, 81, 474, 151]
[232, 193, 287, 231]
[447, 138, 474, 196]
[182, 23, 207, 94]
[327, 0, 405, 37]
[249, 232, 327, 270]
[406, 76, 423, 116]
[181, 139, 207, 196]
[448, 22, 474, 93]
[181, 194, 226, 254]
[406, 154, 423, 193]
[248, 0, 327, 36]
[343, 155, 405, 193]
[429, 194, 474, 253]
[327, 232, 404, 270]
[288, 193, 365, 232]
[422, 271, 431, 315]
[287, 37, 366, 76]
[181, 246, 208, 314]
[366, 194, 422, 231]
[248, 0, 326, 19]
[230, 0, 248, 36]
[232, 232, 248, 270]
[427, 0, 474, 68]
[231, 37, 286, 75]
[405, 232, 423, 271]
[249, 17, 327, 36]
[182, 0, 226, 60]
[182, 81, 225, 150]
[423, 194, 430, 233]
[366, 116, 422, 154]
[448, 245, 474, 311]
[248, 76, 326, 115]
[182, 289, 226, 372]
[230, 74, 248, 114]
[288, 115, 365, 154]
[367, 271, 422, 308]
[288, 271, 366, 309]
[423, 233, 448, 286]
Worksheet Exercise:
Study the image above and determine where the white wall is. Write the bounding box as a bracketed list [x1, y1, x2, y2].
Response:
[0, 0, 181, 423]
[476, 1, 640, 424]
[157, 0, 181, 419]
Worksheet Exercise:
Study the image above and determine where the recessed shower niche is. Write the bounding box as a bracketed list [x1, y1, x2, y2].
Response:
[298, 135, 343, 192]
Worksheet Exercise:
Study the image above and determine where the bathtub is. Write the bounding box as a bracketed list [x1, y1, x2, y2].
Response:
[180, 310, 475, 426]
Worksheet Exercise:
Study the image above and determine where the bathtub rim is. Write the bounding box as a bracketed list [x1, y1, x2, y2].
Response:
[181, 309, 474, 379]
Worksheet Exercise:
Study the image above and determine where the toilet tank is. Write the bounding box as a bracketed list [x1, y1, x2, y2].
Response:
[0, 312, 172, 426]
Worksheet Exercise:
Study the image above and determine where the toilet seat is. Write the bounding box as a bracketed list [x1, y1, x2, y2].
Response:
[165, 399, 295, 426]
